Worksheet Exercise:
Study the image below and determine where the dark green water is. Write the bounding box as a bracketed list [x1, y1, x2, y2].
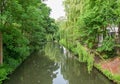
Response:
[3, 43, 114, 84]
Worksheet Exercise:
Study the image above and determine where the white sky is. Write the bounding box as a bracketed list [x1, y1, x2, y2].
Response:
[44, 0, 65, 20]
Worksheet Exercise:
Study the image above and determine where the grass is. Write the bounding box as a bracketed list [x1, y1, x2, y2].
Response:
[60, 39, 120, 84]
[95, 64, 120, 84]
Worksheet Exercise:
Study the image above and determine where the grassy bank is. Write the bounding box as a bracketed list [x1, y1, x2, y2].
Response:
[60, 40, 120, 84]
[95, 61, 120, 84]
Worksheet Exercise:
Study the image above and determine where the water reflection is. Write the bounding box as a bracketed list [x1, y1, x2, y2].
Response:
[44, 43, 113, 84]
[4, 43, 114, 84]
[4, 50, 59, 84]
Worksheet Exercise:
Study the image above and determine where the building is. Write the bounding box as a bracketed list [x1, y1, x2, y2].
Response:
[98, 25, 118, 47]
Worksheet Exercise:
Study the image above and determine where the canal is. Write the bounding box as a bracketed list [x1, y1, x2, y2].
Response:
[3, 43, 114, 84]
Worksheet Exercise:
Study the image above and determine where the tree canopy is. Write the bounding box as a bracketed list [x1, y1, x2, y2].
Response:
[59, 0, 120, 57]
[0, 0, 58, 83]
[58, 0, 120, 72]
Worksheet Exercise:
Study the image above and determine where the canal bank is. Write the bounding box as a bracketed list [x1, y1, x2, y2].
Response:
[0, 45, 44, 84]
[95, 57, 120, 84]
[59, 41, 120, 84]
[3, 43, 113, 84]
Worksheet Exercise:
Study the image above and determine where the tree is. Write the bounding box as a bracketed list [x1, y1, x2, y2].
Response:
[60, 0, 120, 57]
[0, 0, 58, 82]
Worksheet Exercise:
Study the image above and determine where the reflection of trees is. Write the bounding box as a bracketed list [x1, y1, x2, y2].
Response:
[4, 50, 59, 84]
[61, 56, 86, 84]
[5, 42, 113, 84]
[44, 42, 63, 62]
[60, 54, 113, 84]
[44, 42, 113, 84]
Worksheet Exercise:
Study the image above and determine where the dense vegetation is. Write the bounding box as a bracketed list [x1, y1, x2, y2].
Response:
[1, 0, 120, 83]
[0, 0, 58, 83]
[58, 0, 120, 71]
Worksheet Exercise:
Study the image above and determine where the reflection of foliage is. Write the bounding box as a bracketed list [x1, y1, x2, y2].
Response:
[61, 58, 81, 80]
[28, 42, 113, 84]
[31, 51, 59, 84]
[61, 57, 112, 84]
[44, 42, 63, 62]
[44, 43, 113, 84]
[4, 50, 59, 84]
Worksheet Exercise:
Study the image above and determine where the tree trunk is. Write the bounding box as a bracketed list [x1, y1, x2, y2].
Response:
[0, 32, 3, 64]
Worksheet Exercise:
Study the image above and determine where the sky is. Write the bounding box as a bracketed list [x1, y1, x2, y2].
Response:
[44, 0, 65, 20]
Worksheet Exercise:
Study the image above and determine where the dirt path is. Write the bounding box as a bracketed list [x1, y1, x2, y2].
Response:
[99, 57, 120, 74]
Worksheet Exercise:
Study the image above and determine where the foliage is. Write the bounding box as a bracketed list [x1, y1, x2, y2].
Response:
[97, 37, 115, 51]
[76, 42, 94, 72]
[0, 68, 8, 83]
[58, 0, 120, 73]
[0, 0, 58, 83]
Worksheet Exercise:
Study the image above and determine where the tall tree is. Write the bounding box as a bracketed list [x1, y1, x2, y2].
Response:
[60, 0, 120, 57]
[0, 0, 58, 82]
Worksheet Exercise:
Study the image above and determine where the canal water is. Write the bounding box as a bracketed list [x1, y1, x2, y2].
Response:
[4, 43, 114, 84]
